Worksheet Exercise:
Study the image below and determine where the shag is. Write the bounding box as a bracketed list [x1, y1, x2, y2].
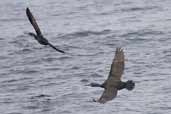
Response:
[89, 48, 135, 103]
[26, 7, 65, 53]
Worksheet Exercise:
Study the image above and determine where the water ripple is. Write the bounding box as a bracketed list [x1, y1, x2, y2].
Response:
[0, 0, 171, 114]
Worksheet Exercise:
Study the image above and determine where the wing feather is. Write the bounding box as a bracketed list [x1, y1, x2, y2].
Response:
[26, 7, 42, 35]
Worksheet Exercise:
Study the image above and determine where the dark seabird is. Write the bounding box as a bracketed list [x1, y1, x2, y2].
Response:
[89, 48, 135, 103]
[26, 7, 65, 53]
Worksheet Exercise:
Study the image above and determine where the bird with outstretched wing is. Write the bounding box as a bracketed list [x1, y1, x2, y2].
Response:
[26, 7, 65, 53]
[89, 48, 135, 104]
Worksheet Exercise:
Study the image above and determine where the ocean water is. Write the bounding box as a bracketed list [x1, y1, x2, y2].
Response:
[0, 0, 171, 114]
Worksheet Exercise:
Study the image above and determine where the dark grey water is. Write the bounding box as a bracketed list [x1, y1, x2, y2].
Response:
[0, 0, 171, 114]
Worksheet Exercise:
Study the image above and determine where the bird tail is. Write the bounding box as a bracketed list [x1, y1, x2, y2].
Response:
[125, 80, 135, 91]
[86, 83, 103, 88]
[48, 43, 65, 54]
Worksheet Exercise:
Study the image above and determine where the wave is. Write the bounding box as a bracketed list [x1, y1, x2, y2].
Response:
[120, 6, 161, 13]
[59, 29, 112, 38]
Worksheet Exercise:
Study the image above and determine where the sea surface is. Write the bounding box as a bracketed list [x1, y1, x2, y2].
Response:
[0, 0, 171, 114]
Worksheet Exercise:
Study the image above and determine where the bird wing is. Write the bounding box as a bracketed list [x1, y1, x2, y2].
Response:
[26, 7, 42, 35]
[99, 48, 124, 103]
[48, 43, 65, 53]
[108, 48, 125, 80]
[101, 48, 125, 87]
[98, 87, 118, 103]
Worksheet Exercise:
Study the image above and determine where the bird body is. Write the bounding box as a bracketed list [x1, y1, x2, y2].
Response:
[89, 48, 135, 103]
[26, 7, 65, 53]
[27, 32, 49, 45]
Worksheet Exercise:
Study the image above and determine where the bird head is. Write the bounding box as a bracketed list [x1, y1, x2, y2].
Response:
[126, 80, 135, 91]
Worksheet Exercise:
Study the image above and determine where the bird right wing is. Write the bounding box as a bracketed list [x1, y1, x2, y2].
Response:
[108, 48, 125, 80]
[98, 87, 117, 104]
[26, 7, 42, 35]
[101, 48, 125, 87]
[48, 43, 65, 53]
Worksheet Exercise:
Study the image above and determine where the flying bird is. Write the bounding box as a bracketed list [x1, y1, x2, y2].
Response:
[26, 7, 65, 53]
[88, 48, 135, 103]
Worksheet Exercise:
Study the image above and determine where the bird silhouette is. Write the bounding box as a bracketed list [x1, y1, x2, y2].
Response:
[26, 7, 65, 53]
[88, 48, 135, 103]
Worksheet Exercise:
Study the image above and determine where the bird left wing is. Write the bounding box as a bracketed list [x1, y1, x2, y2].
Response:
[26, 7, 42, 35]
[97, 87, 117, 103]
